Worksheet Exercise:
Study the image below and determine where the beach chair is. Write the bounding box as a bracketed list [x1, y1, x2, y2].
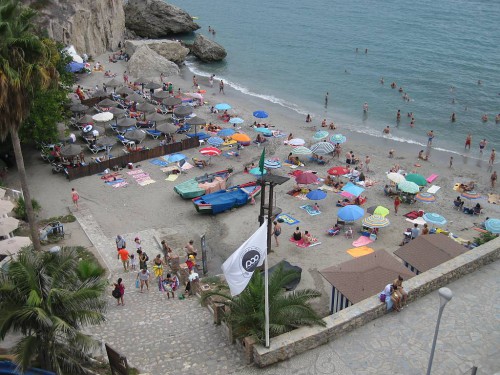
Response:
[117, 134, 132, 146]
[87, 143, 107, 154]
[146, 129, 162, 139]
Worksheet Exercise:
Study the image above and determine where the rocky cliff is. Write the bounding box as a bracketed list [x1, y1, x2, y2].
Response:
[22, 0, 125, 57]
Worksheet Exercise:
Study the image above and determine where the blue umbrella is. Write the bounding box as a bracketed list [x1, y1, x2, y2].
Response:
[422, 213, 447, 226]
[312, 131, 329, 141]
[215, 103, 232, 111]
[186, 132, 210, 140]
[164, 153, 187, 163]
[264, 159, 282, 169]
[306, 189, 327, 201]
[253, 110, 269, 119]
[250, 167, 267, 176]
[337, 205, 365, 221]
[207, 136, 224, 146]
[342, 182, 365, 197]
[217, 128, 235, 137]
[330, 134, 347, 144]
[229, 117, 244, 124]
[484, 218, 500, 234]
[254, 127, 273, 135]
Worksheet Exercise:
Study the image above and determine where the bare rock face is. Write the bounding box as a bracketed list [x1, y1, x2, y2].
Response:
[125, 40, 189, 65]
[124, 0, 199, 38]
[190, 34, 227, 62]
[127, 45, 180, 79]
[22, 0, 125, 57]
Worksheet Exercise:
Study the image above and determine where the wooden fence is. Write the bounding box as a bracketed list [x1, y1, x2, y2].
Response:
[67, 137, 199, 181]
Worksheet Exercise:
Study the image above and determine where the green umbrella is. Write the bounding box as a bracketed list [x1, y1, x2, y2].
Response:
[405, 173, 427, 186]
[398, 181, 420, 194]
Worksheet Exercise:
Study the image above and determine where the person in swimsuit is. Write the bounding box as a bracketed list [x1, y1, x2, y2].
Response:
[71, 188, 79, 209]
[152, 254, 165, 283]
[273, 221, 281, 246]
[293, 227, 302, 241]
[465, 133, 472, 150]
[479, 139, 487, 154]
[489, 149, 496, 166]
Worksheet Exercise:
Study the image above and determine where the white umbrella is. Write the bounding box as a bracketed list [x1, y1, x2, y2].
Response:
[387, 173, 406, 184]
[288, 138, 305, 146]
[0, 217, 20, 237]
[92, 112, 114, 122]
[0, 199, 15, 216]
[0, 236, 32, 256]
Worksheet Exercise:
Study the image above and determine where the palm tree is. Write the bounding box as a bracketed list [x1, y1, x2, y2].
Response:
[201, 265, 326, 344]
[0, 0, 58, 251]
[0, 247, 107, 373]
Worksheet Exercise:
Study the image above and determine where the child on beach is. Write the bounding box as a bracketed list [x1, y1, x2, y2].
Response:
[130, 254, 137, 271]
[71, 188, 79, 209]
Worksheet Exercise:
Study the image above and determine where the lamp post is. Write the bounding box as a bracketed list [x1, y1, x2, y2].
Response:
[426, 287, 453, 375]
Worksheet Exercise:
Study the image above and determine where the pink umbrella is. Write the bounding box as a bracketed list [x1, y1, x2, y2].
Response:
[199, 147, 222, 156]
[295, 172, 319, 185]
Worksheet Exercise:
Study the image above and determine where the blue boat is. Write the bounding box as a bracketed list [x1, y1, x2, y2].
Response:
[192, 182, 262, 214]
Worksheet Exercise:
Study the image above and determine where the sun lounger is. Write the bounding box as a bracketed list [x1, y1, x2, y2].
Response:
[87, 143, 107, 154]
[146, 129, 162, 139]
[117, 135, 133, 146]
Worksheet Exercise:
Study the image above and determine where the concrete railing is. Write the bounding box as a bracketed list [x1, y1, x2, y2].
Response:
[252, 238, 500, 367]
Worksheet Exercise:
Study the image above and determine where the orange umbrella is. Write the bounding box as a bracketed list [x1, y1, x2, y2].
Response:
[231, 133, 251, 142]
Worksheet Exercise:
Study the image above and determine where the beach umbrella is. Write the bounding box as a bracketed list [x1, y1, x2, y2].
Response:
[398, 180, 420, 194]
[405, 173, 427, 186]
[77, 114, 94, 124]
[136, 102, 156, 113]
[312, 130, 329, 141]
[330, 134, 347, 144]
[310, 142, 334, 155]
[253, 110, 268, 119]
[342, 182, 365, 197]
[70, 103, 89, 112]
[156, 122, 178, 134]
[98, 98, 118, 107]
[173, 106, 193, 117]
[0, 200, 15, 216]
[92, 89, 107, 98]
[135, 76, 150, 84]
[484, 218, 500, 234]
[107, 107, 126, 118]
[328, 166, 349, 176]
[218, 128, 235, 137]
[165, 153, 187, 163]
[306, 189, 327, 201]
[96, 137, 116, 147]
[367, 205, 390, 217]
[215, 103, 231, 111]
[295, 172, 319, 185]
[461, 191, 482, 200]
[60, 144, 82, 158]
[291, 146, 312, 155]
[232, 133, 251, 143]
[337, 205, 364, 221]
[116, 117, 137, 128]
[145, 81, 162, 90]
[207, 137, 224, 147]
[0, 217, 20, 237]
[116, 86, 135, 95]
[187, 92, 204, 100]
[106, 78, 122, 88]
[264, 159, 282, 169]
[254, 127, 273, 136]
[387, 172, 406, 184]
[163, 97, 182, 106]
[0, 237, 32, 256]
[186, 116, 207, 134]
[362, 215, 390, 228]
[127, 92, 145, 103]
[124, 129, 146, 142]
[147, 112, 167, 122]
[250, 167, 267, 176]
[415, 192, 436, 203]
[153, 91, 170, 99]
[229, 117, 244, 124]
[422, 212, 447, 226]
[200, 147, 222, 156]
[92, 112, 113, 122]
[288, 138, 305, 146]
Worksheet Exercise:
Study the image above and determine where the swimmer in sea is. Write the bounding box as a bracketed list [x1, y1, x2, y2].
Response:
[496, 114, 500, 124]
[482, 114, 488, 122]
[391, 82, 397, 89]
[383, 126, 390, 134]
[363, 102, 369, 113]
[479, 139, 487, 154]
[410, 120, 415, 128]
[396, 110, 401, 122]
[451, 112, 456, 122]
[398, 87, 403, 93]
[380, 77, 384, 84]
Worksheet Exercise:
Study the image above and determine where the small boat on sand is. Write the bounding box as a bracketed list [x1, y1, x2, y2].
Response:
[174, 169, 232, 199]
[192, 182, 262, 214]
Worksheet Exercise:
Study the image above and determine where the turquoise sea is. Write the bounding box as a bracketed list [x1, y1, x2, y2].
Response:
[168, 0, 500, 156]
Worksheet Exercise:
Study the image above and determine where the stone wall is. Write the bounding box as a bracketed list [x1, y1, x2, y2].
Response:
[252, 238, 500, 367]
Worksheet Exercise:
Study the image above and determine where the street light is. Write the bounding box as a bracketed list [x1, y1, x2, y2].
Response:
[426, 287, 453, 375]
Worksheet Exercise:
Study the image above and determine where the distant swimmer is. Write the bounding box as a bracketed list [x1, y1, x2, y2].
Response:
[321, 119, 327, 127]
[482, 114, 488, 122]
[325, 92, 329, 107]
[398, 87, 403, 93]
[356, 48, 358, 53]
[306, 114, 312, 123]
[383, 126, 390, 134]
[479, 139, 487, 154]
[451, 112, 456, 122]
[365, 48, 368, 54]
[410, 120, 415, 128]
[380, 77, 384, 84]
[451, 98, 456, 104]
[478, 80, 482, 85]
[208, 26, 212, 32]
[396, 110, 401, 122]
[363, 102, 369, 113]
[391, 82, 397, 89]
[465, 133, 472, 150]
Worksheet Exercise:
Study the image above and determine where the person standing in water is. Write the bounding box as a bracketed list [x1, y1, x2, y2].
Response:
[363, 102, 369, 113]
[325, 92, 329, 107]
[465, 134, 472, 150]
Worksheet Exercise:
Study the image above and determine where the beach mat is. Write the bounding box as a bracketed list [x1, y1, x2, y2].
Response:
[427, 174, 439, 183]
[347, 246, 374, 258]
[488, 193, 500, 204]
[289, 237, 321, 248]
[352, 236, 374, 247]
[300, 204, 321, 216]
[112, 182, 128, 188]
[276, 213, 300, 225]
[150, 159, 169, 167]
[403, 211, 420, 219]
[165, 174, 179, 182]
[427, 185, 441, 194]
[105, 178, 125, 185]
[127, 169, 145, 175]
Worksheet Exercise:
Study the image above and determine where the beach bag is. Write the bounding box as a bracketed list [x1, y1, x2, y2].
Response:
[112, 287, 122, 299]
[135, 279, 139, 288]
[143, 252, 149, 262]
[379, 293, 386, 303]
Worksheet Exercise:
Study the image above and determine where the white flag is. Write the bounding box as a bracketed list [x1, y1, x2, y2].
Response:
[222, 223, 268, 296]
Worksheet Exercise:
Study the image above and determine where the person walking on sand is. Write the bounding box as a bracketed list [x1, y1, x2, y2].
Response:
[465, 133, 472, 150]
[113, 278, 125, 306]
[427, 130, 434, 146]
[71, 188, 79, 209]
[136, 268, 150, 293]
[491, 171, 497, 188]
[273, 220, 281, 247]
[449, 156, 453, 168]
[365, 155, 371, 172]
[394, 196, 401, 215]
[117, 247, 130, 271]
[489, 149, 496, 166]
[219, 80, 224, 94]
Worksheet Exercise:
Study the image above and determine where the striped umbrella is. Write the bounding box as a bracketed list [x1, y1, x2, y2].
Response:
[264, 159, 282, 169]
[484, 218, 500, 234]
[200, 147, 222, 156]
[415, 192, 436, 203]
[207, 137, 224, 146]
[461, 191, 482, 200]
[310, 142, 334, 155]
[291, 146, 312, 155]
[288, 138, 305, 146]
[387, 173, 406, 184]
[229, 117, 244, 124]
[312, 130, 329, 141]
[330, 134, 347, 144]
[215, 103, 231, 111]
[362, 215, 390, 228]
[398, 181, 420, 194]
[406, 173, 427, 186]
[218, 128, 235, 137]
[422, 213, 447, 226]
[306, 189, 327, 201]
[366, 205, 390, 217]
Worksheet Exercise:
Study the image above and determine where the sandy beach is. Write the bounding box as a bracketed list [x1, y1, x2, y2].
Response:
[6, 54, 499, 315]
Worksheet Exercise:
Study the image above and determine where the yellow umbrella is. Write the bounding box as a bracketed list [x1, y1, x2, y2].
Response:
[367, 205, 390, 217]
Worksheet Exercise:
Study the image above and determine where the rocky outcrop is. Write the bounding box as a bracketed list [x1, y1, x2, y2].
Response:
[125, 40, 189, 65]
[124, 0, 199, 38]
[190, 34, 227, 62]
[127, 45, 180, 79]
[23, 0, 125, 57]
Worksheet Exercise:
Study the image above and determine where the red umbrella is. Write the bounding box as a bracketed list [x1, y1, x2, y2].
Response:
[295, 172, 319, 184]
[328, 166, 349, 176]
[199, 147, 222, 156]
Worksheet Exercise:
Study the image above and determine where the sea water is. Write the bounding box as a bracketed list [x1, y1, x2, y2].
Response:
[167, 0, 500, 155]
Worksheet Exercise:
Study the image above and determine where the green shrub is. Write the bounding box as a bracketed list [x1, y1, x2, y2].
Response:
[473, 232, 498, 246]
[13, 197, 41, 221]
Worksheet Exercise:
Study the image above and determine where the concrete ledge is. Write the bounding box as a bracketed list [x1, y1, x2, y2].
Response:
[253, 237, 500, 367]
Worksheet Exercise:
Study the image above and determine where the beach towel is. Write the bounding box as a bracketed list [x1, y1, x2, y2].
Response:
[427, 174, 439, 183]
[276, 213, 300, 225]
[150, 159, 169, 167]
[352, 236, 374, 247]
[300, 204, 321, 216]
[403, 211, 420, 219]
[165, 174, 179, 182]
[180, 161, 194, 171]
[137, 179, 155, 186]
[127, 169, 144, 176]
[488, 193, 500, 204]
[427, 185, 441, 194]
[289, 237, 321, 248]
[347, 246, 374, 258]
[105, 178, 125, 185]
[112, 182, 128, 188]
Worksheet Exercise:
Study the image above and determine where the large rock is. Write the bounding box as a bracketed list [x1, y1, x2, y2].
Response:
[127, 45, 180, 79]
[190, 34, 227, 62]
[124, 0, 199, 38]
[23, 0, 125, 57]
[125, 40, 189, 65]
